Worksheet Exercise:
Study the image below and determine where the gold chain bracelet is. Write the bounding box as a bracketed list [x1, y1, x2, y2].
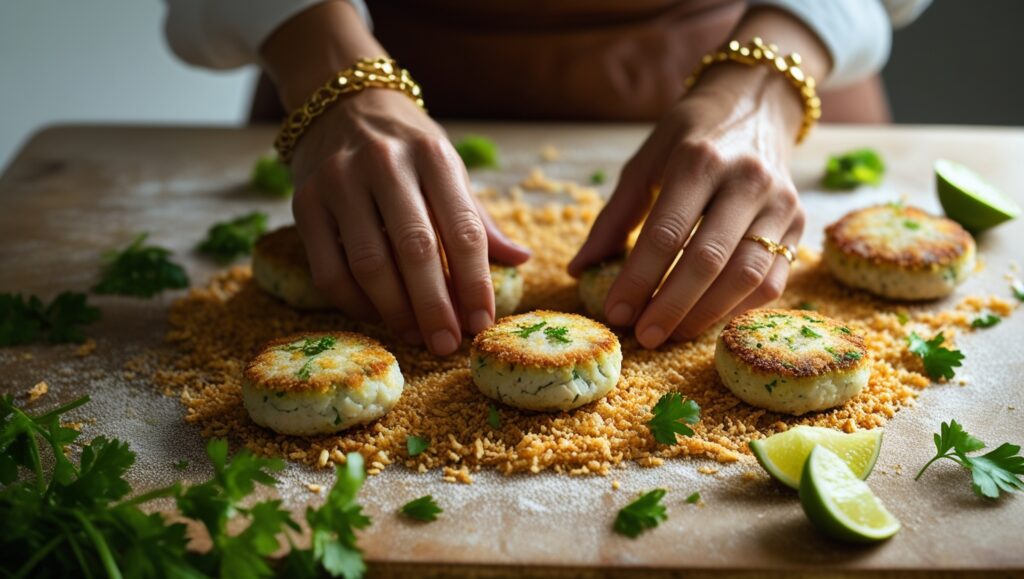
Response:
[684, 37, 821, 144]
[273, 57, 425, 163]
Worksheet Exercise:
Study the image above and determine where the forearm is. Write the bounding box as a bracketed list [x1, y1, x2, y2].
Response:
[260, 1, 386, 109]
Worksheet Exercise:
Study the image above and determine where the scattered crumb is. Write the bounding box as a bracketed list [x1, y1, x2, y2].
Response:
[698, 466, 719, 475]
[317, 449, 330, 468]
[520, 167, 565, 193]
[611, 480, 621, 490]
[306, 483, 322, 494]
[540, 144, 560, 162]
[1008, 406, 1016, 411]
[75, 338, 97, 357]
[21, 353, 33, 361]
[741, 470, 760, 482]
[26, 381, 48, 405]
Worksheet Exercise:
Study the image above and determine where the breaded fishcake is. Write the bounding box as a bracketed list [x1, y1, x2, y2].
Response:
[252, 226, 332, 310]
[823, 204, 975, 300]
[578, 258, 624, 322]
[471, 310, 621, 412]
[490, 264, 524, 319]
[715, 309, 870, 416]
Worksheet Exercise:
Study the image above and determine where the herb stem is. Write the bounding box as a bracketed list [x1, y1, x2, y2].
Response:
[914, 452, 951, 480]
[12, 534, 63, 579]
[73, 511, 123, 579]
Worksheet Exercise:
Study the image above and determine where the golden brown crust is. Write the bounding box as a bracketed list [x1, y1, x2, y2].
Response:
[244, 331, 396, 394]
[719, 309, 867, 378]
[253, 225, 311, 273]
[471, 310, 619, 369]
[824, 205, 974, 270]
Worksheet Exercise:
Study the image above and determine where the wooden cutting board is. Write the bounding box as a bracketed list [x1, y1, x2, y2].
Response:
[1, 124, 1022, 577]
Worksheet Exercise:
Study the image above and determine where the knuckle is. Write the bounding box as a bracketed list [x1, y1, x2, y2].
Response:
[449, 211, 487, 249]
[414, 295, 452, 320]
[759, 276, 786, 303]
[652, 297, 688, 322]
[646, 219, 688, 255]
[737, 263, 767, 290]
[410, 133, 449, 158]
[679, 139, 722, 171]
[691, 239, 730, 275]
[619, 268, 652, 295]
[311, 269, 342, 293]
[735, 157, 773, 189]
[775, 186, 800, 213]
[347, 246, 389, 278]
[361, 138, 402, 165]
[395, 225, 439, 263]
[791, 206, 808, 232]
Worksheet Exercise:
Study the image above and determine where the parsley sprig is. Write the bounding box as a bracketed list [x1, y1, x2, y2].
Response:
[399, 495, 442, 522]
[251, 155, 293, 197]
[614, 489, 668, 538]
[970, 312, 1001, 329]
[0, 395, 372, 578]
[822, 148, 885, 190]
[198, 211, 268, 263]
[513, 321, 571, 344]
[907, 332, 964, 380]
[646, 392, 700, 445]
[514, 321, 546, 338]
[284, 336, 338, 380]
[915, 420, 1024, 499]
[0, 291, 100, 346]
[93, 233, 189, 298]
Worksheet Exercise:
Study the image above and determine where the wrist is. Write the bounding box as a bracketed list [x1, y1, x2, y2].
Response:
[689, 63, 804, 141]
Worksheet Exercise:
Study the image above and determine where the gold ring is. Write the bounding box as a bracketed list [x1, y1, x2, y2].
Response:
[744, 235, 796, 264]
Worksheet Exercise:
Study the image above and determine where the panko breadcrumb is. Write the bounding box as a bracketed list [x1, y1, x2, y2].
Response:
[157, 182, 1015, 481]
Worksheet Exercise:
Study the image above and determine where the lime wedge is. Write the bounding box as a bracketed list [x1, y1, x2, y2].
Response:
[936, 159, 1020, 232]
[749, 426, 882, 490]
[799, 446, 901, 543]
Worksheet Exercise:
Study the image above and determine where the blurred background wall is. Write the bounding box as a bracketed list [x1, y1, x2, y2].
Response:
[1, 1, 1022, 171]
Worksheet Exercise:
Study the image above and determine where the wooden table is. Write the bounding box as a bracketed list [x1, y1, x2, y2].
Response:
[1, 124, 1023, 577]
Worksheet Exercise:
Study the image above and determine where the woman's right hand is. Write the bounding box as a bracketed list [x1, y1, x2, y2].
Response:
[288, 89, 531, 356]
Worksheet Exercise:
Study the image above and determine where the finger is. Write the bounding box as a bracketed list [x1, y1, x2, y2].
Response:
[415, 141, 496, 335]
[599, 143, 723, 327]
[471, 194, 531, 265]
[671, 198, 800, 340]
[720, 220, 803, 321]
[291, 184, 378, 322]
[369, 151, 462, 356]
[328, 172, 421, 344]
[633, 180, 767, 348]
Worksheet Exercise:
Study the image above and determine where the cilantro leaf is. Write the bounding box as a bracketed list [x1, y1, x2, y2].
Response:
[907, 332, 964, 380]
[646, 392, 700, 445]
[590, 170, 606, 185]
[543, 325, 571, 344]
[454, 136, 499, 169]
[513, 321, 546, 338]
[406, 435, 429, 457]
[399, 495, 442, 522]
[971, 312, 1001, 329]
[685, 492, 701, 504]
[613, 489, 668, 538]
[0, 292, 100, 346]
[93, 233, 189, 298]
[915, 420, 1024, 499]
[800, 326, 821, 339]
[252, 155, 293, 197]
[198, 211, 268, 264]
[487, 404, 501, 429]
[822, 148, 885, 190]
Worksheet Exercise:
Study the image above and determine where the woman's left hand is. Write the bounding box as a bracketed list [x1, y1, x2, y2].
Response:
[568, 63, 807, 348]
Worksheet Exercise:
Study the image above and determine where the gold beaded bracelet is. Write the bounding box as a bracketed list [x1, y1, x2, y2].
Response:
[684, 37, 822, 144]
[273, 56, 425, 164]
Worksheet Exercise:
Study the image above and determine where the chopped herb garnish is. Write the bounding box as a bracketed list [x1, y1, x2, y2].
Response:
[971, 312, 1001, 329]
[822, 148, 885, 190]
[0, 291, 100, 346]
[251, 155, 293, 197]
[407, 435, 429, 457]
[543, 325, 571, 344]
[764, 380, 777, 394]
[836, 326, 853, 335]
[285, 336, 337, 380]
[590, 170, 606, 185]
[399, 495, 443, 522]
[172, 459, 188, 471]
[896, 311, 910, 325]
[514, 321, 547, 338]
[801, 315, 822, 323]
[915, 420, 1024, 499]
[487, 404, 501, 429]
[797, 301, 816, 311]
[685, 492, 701, 504]
[454, 135, 499, 169]
[647, 392, 700, 445]
[907, 332, 964, 380]
[197, 211, 268, 263]
[800, 326, 821, 339]
[92, 233, 189, 298]
[614, 489, 668, 538]
[903, 219, 921, 230]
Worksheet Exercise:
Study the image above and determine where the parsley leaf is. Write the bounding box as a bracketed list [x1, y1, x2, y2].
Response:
[198, 211, 268, 264]
[487, 404, 501, 429]
[685, 492, 701, 504]
[822, 148, 885, 190]
[646, 392, 700, 445]
[0, 291, 100, 346]
[399, 495, 442, 522]
[971, 312, 1001, 329]
[251, 155, 293, 197]
[907, 332, 964, 380]
[590, 170, 606, 185]
[800, 326, 821, 339]
[543, 325, 571, 344]
[454, 136, 499, 169]
[93, 233, 189, 298]
[796, 301, 816, 311]
[614, 489, 668, 538]
[297, 452, 372, 579]
[406, 435, 429, 457]
[903, 219, 921, 230]
[915, 420, 1024, 499]
[172, 459, 189, 471]
[514, 321, 546, 338]
[284, 336, 337, 380]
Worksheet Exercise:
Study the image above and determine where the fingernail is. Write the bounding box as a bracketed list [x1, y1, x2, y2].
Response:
[469, 309, 492, 334]
[431, 329, 459, 355]
[607, 302, 634, 326]
[403, 330, 423, 345]
[639, 325, 666, 349]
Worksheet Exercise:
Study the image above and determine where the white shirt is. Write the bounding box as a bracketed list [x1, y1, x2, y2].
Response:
[163, 0, 930, 89]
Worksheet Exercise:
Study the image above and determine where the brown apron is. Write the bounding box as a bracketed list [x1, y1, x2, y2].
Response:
[251, 0, 890, 123]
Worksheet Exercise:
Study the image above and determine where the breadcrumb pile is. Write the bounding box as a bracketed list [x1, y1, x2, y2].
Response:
[155, 181, 1016, 481]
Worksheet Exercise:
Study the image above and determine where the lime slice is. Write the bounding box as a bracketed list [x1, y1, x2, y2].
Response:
[936, 159, 1020, 232]
[749, 426, 882, 489]
[799, 446, 901, 543]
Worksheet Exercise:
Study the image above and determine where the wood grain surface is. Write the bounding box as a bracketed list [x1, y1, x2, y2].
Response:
[1, 124, 1023, 577]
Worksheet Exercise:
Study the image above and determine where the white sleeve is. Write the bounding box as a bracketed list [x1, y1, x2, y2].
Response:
[163, 0, 371, 70]
[748, 0, 931, 89]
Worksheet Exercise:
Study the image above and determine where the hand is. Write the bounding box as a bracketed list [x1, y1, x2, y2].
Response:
[568, 64, 807, 348]
[290, 89, 531, 355]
